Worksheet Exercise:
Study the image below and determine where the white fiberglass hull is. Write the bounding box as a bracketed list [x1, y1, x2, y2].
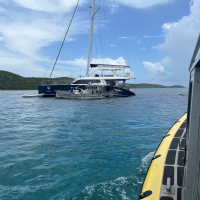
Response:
[22, 94, 44, 98]
[56, 91, 105, 100]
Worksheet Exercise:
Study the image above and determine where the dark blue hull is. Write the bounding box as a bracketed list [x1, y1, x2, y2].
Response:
[38, 85, 135, 97]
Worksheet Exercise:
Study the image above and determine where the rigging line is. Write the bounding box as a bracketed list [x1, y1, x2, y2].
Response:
[102, 0, 106, 63]
[99, 0, 102, 58]
[101, 0, 104, 57]
[100, 21, 103, 59]
[88, 66, 101, 76]
[97, 0, 100, 57]
[43, 28, 68, 78]
[80, 28, 90, 77]
[53, 12, 78, 78]
[56, 64, 80, 77]
[94, 29, 98, 60]
[97, 0, 100, 60]
[44, 50, 58, 78]
[43, 14, 73, 79]
[97, 0, 100, 58]
[49, 0, 80, 80]
[99, 0, 101, 57]
[114, 0, 131, 66]
[102, 0, 104, 60]
[100, 0, 103, 61]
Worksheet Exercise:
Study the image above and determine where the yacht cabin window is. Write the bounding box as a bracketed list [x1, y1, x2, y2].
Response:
[73, 79, 101, 84]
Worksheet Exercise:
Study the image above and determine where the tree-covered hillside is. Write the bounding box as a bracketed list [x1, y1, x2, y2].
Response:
[0, 70, 74, 90]
[0, 70, 184, 90]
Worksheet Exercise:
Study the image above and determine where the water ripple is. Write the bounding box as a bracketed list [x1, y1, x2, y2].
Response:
[0, 88, 188, 199]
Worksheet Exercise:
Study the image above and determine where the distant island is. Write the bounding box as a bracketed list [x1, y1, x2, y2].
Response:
[126, 83, 184, 89]
[0, 70, 184, 90]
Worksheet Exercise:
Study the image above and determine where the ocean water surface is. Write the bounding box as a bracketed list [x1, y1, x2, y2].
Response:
[0, 88, 188, 200]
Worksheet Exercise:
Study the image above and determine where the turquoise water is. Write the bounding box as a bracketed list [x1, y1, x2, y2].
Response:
[0, 88, 188, 200]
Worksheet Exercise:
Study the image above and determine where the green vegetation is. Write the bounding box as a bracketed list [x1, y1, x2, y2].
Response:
[0, 70, 184, 90]
[0, 70, 74, 90]
[126, 83, 184, 88]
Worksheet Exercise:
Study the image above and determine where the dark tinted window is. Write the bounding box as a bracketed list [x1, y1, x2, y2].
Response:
[73, 80, 84, 84]
[93, 80, 100, 83]
[84, 80, 90, 84]
[73, 79, 100, 84]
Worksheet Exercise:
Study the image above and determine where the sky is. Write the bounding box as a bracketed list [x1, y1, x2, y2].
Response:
[0, 0, 200, 86]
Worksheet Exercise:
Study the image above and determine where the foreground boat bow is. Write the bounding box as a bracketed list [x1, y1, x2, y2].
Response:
[140, 114, 187, 200]
[140, 33, 200, 200]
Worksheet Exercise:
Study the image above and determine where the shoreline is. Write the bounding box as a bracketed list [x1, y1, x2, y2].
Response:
[0, 88, 187, 91]
[0, 90, 37, 91]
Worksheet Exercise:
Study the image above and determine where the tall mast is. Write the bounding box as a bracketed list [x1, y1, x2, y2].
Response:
[86, 0, 95, 77]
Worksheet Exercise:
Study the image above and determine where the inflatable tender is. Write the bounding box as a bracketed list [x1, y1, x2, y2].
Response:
[139, 113, 187, 200]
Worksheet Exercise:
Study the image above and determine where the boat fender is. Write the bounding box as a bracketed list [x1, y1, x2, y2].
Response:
[127, 87, 130, 90]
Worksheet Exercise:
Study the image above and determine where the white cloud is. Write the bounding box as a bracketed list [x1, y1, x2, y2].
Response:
[0, 6, 6, 12]
[0, 0, 124, 80]
[58, 57, 87, 68]
[56, 56, 133, 77]
[143, 61, 168, 80]
[141, 47, 146, 50]
[161, 22, 179, 31]
[105, 0, 120, 14]
[0, 19, 77, 58]
[115, 0, 172, 9]
[105, 0, 172, 13]
[0, 0, 90, 79]
[143, 35, 164, 38]
[110, 44, 116, 47]
[0, 50, 48, 77]
[12, 0, 86, 13]
[0, 10, 89, 58]
[118, 36, 141, 44]
[118, 36, 136, 39]
[0, 0, 134, 80]
[59, 56, 126, 67]
[0, 55, 129, 78]
[0, 50, 82, 78]
[153, 0, 200, 86]
[89, 57, 134, 77]
[91, 57, 126, 65]
[143, 61, 164, 72]
[0, 0, 90, 71]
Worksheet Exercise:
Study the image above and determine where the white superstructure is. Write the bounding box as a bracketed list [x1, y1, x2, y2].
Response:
[72, 64, 134, 87]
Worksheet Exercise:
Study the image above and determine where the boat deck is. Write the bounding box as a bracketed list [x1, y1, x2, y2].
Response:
[140, 113, 187, 200]
[159, 119, 186, 200]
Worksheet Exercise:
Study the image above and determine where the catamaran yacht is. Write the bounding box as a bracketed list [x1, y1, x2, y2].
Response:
[38, 0, 135, 97]
[39, 64, 135, 97]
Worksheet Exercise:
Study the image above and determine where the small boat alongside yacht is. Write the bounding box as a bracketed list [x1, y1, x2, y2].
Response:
[55, 81, 118, 99]
[56, 90, 105, 100]
[22, 93, 45, 98]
